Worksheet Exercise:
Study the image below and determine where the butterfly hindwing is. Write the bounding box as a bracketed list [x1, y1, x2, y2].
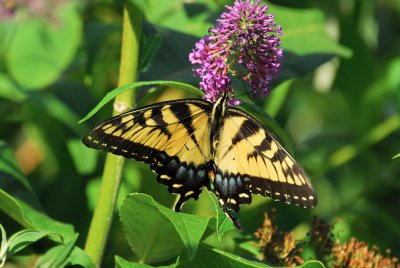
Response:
[213, 107, 317, 212]
[83, 99, 214, 210]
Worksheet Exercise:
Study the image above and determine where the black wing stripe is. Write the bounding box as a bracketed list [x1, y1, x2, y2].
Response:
[170, 103, 195, 137]
[150, 106, 168, 126]
[169, 103, 207, 155]
[149, 106, 172, 138]
[232, 119, 260, 145]
[133, 111, 146, 125]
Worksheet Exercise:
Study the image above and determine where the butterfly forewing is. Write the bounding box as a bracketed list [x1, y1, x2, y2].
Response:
[83, 99, 214, 210]
[213, 107, 317, 211]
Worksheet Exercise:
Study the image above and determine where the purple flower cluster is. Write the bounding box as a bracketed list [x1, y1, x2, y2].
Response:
[189, 0, 283, 105]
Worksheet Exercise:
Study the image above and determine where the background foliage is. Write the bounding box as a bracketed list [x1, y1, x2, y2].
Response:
[0, 0, 399, 267]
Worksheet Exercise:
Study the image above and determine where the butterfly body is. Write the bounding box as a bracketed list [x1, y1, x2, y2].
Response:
[83, 95, 317, 229]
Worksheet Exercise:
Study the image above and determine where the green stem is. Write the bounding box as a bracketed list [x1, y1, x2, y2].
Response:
[84, 3, 141, 266]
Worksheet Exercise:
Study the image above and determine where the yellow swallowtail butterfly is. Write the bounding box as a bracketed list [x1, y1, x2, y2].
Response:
[83, 94, 317, 229]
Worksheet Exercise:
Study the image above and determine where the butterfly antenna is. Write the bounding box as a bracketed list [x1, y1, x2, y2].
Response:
[232, 77, 254, 100]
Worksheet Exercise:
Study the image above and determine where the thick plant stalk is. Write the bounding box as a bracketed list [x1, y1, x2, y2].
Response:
[84, 4, 141, 266]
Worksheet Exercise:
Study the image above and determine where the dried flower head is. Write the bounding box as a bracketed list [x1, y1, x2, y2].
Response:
[332, 238, 399, 268]
[189, 0, 283, 105]
[308, 218, 400, 268]
[309, 217, 335, 260]
[254, 210, 304, 266]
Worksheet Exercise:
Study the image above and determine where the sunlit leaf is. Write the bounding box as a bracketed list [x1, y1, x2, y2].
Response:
[6, 3, 82, 89]
[270, 4, 352, 58]
[8, 229, 50, 257]
[128, 0, 213, 37]
[1, 224, 7, 266]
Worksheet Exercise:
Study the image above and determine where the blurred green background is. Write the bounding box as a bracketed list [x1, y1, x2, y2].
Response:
[0, 0, 399, 266]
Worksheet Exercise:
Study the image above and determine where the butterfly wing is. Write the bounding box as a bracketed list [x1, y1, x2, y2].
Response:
[83, 99, 213, 210]
[213, 107, 317, 213]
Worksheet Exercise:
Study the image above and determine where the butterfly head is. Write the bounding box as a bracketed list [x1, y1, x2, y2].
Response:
[220, 92, 229, 106]
[211, 93, 229, 125]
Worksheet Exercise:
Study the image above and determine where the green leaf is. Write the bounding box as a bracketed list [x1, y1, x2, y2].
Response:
[0, 140, 75, 242]
[115, 255, 178, 268]
[79, 80, 203, 123]
[206, 191, 236, 240]
[392, 153, 400, 159]
[7, 229, 50, 257]
[157, 204, 209, 260]
[128, 0, 213, 37]
[35, 93, 86, 135]
[270, 4, 352, 58]
[65, 247, 96, 268]
[0, 190, 30, 227]
[1, 224, 7, 266]
[179, 244, 272, 268]
[140, 34, 162, 72]
[299, 261, 326, 268]
[6, 3, 81, 89]
[115, 256, 154, 268]
[180, 244, 325, 268]
[35, 234, 78, 268]
[238, 241, 261, 258]
[120, 193, 185, 263]
[119, 193, 209, 263]
[67, 139, 98, 175]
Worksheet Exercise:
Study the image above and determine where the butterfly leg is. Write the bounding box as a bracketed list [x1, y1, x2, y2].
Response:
[174, 194, 189, 212]
[221, 205, 243, 232]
